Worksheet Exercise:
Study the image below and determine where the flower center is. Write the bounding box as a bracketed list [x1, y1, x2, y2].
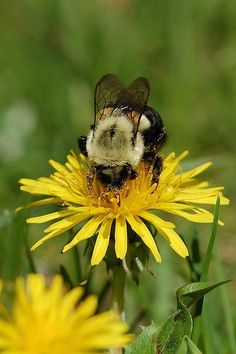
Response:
[82, 163, 160, 217]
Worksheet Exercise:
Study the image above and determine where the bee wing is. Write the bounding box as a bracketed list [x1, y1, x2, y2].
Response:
[126, 77, 150, 137]
[94, 73, 127, 124]
[94, 74, 150, 138]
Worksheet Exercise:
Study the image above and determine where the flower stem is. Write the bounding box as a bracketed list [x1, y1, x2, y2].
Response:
[110, 261, 126, 354]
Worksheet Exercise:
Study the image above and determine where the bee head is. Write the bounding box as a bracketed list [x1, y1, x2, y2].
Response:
[95, 164, 137, 189]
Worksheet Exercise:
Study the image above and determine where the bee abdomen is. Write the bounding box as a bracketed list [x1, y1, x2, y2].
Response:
[141, 106, 167, 150]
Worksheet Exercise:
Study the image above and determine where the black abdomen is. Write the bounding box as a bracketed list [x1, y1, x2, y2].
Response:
[142, 106, 167, 150]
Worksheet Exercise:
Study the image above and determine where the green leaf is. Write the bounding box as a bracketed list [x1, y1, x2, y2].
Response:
[156, 279, 230, 354]
[177, 336, 203, 354]
[185, 336, 203, 354]
[177, 280, 231, 309]
[125, 322, 159, 354]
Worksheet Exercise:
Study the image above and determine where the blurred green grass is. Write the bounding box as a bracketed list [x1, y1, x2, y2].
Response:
[0, 0, 235, 352]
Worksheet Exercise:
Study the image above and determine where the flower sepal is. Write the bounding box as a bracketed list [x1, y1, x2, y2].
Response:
[104, 239, 121, 270]
[104, 234, 153, 285]
[125, 240, 151, 284]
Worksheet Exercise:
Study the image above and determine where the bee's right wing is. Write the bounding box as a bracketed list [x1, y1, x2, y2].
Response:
[94, 73, 127, 124]
[126, 77, 150, 138]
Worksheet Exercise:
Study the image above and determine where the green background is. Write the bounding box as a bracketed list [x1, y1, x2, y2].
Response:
[0, 1, 235, 352]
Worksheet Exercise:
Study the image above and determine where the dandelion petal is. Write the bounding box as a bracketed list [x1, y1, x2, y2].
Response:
[168, 209, 214, 223]
[139, 211, 175, 228]
[157, 227, 189, 257]
[126, 214, 161, 262]
[62, 215, 103, 252]
[0, 274, 132, 352]
[91, 219, 112, 265]
[115, 216, 127, 260]
[26, 209, 77, 224]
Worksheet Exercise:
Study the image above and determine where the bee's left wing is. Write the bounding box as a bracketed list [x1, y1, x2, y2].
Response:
[94, 74, 127, 125]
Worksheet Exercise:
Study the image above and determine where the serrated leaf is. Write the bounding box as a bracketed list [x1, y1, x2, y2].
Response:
[177, 280, 231, 309]
[125, 322, 159, 354]
[156, 278, 230, 354]
[156, 309, 192, 354]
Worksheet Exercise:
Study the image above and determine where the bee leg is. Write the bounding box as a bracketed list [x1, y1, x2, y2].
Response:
[125, 164, 137, 180]
[143, 151, 156, 164]
[78, 136, 88, 157]
[152, 155, 163, 184]
[129, 169, 138, 180]
[86, 166, 96, 192]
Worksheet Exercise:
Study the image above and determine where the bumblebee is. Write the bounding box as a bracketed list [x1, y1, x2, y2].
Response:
[78, 74, 167, 189]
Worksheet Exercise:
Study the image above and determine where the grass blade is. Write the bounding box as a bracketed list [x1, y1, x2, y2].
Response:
[191, 196, 220, 345]
[215, 245, 236, 353]
[201, 196, 221, 282]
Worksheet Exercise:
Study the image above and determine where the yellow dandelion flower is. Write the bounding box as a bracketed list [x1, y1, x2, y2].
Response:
[0, 274, 132, 354]
[19, 151, 229, 265]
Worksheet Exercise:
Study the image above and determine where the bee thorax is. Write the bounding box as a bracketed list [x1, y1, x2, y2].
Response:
[86, 116, 145, 167]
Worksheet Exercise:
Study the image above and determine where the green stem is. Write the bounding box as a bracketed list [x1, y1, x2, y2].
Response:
[24, 236, 36, 273]
[72, 246, 82, 283]
[110, 261, 126, 354]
